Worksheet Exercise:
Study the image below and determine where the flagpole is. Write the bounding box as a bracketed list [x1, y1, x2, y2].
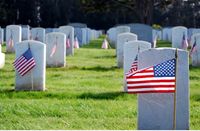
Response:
[56, 37, 58, 67]
[173, 48, 178, 130]
[28, 43, 34, 90]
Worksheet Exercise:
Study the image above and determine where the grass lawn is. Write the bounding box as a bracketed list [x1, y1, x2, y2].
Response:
[0, 36, 200, 129]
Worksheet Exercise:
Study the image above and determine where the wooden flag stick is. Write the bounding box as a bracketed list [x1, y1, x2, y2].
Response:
[173, 48, 178, 130]
[31, 70, 34, 90]
[29, 43, 34, 91]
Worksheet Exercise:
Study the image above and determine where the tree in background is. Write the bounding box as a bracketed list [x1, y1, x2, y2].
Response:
[0, 0, 200, 29]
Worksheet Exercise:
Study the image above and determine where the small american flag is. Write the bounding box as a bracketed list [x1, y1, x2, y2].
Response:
[74, 36, 79, 48]
[181, 34, 188, 49]
[8, 34, 14, 48]
[66, 35, 70, 48]
[126, 59, 176, 93]
[190, 40, 197, 57]
[50, 41, 57, 57]
[126, 55, 138, 76]
[13, 48, 36, 76]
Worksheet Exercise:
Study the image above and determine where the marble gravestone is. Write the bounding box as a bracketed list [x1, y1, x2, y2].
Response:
[68, 23, 87, 28]
[22, 25, 30, 41]
[0, 28, 3, 45]
[127, 23, 153, 47]
[172, 26, 188, 49]
[81, 28, 87, 45]
[107, 27, 117, 47]
[137, 48, 189, 130]
[6, 25, 22, 53]
[74, 28, 84, 46]
[86, 28, 92, 44]
[123, 40, 151, 92]
[15, 40, 46, 91]
[114, 26, 131, 47]
[31, 27, 45, 42]
[117, 32, 137, 68]
[0, 44, 5, 69]
[46, 32, 66, 67]
[162, 28, 172, 42]
[59, 26, 74, 56]
[190, 33, 200, 66]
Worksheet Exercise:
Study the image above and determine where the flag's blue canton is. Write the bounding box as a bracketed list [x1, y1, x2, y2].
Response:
[23, 48, 33, 60]
[154, 59, 176, 77]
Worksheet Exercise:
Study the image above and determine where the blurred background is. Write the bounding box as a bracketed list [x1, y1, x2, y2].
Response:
[0, 0, 199, 30]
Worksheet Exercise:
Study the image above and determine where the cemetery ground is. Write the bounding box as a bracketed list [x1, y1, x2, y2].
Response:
[0, 37, 200, 130]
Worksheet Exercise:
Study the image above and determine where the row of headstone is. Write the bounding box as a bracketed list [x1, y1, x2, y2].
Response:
[107, 23, 153, 48]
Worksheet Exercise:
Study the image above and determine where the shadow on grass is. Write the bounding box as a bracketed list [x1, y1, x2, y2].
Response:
[81, 66, 118, 72]
[78, 91, 126, 100]
[94, 55, 116, 59]
[191, 94, 200, 102]
[0, 89, 128, 100]
[189, 65, 200, 70]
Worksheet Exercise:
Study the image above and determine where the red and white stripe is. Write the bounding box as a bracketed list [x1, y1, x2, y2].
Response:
[14, 56, 36, 76]
[50, 43, 57, 57]
[126, 67, 175, 93]
[66, 38, 70, 48]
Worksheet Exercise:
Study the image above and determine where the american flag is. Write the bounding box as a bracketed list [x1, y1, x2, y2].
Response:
[101, 38, 109, 49]
[8, 34, 14, 48]
[181, 34, 188, 49]
[13, 48, 36, 76]
[66, 35, 70, 48]
[190, 40, 197, 57]
[74, 36, 79, 48]
[126, 59, 176, 93]
[50, 41, 57, 57]
[126, 55, 138, 76]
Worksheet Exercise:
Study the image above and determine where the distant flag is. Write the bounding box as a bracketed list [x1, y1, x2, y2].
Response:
[66, 35, 71, 48]
[101, 38, 109, 49]
[126, 58, 176, 93]
[74, 36, 79, 49]
[153, 33, 157, 47]
[189, 39, 197, 57]
[181, 34, 188, 49]
[50, 38, 58, 57]
[13, 48, 36, 76]
[8, 34, 14, 48]
[126, 55, 138, 77]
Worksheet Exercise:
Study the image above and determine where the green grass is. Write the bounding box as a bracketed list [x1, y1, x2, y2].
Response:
[0, 38, 200, 129]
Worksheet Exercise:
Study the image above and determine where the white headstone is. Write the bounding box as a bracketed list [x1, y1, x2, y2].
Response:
[22, 25, 30, 41]
[59, 26, 74, 56]
[6, 25, 22, 53]
[0, 28, 3, 45]
[172, 26, 188, 49]
[15, 40, 46, 91]
[190, 33, 200, 66]
[124, 41, 151, 91]
[117, 32, 137, 68]
[31, 27, 45, 42]
[114, 26, 131, 46]
[82, 28, 87, 45]
[137, 48, 189, 130]
[0, 44, 5, 69]
[107, 27, 117, 47]
[162, 28, 172, 42]
[46, 32, 66, 67]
